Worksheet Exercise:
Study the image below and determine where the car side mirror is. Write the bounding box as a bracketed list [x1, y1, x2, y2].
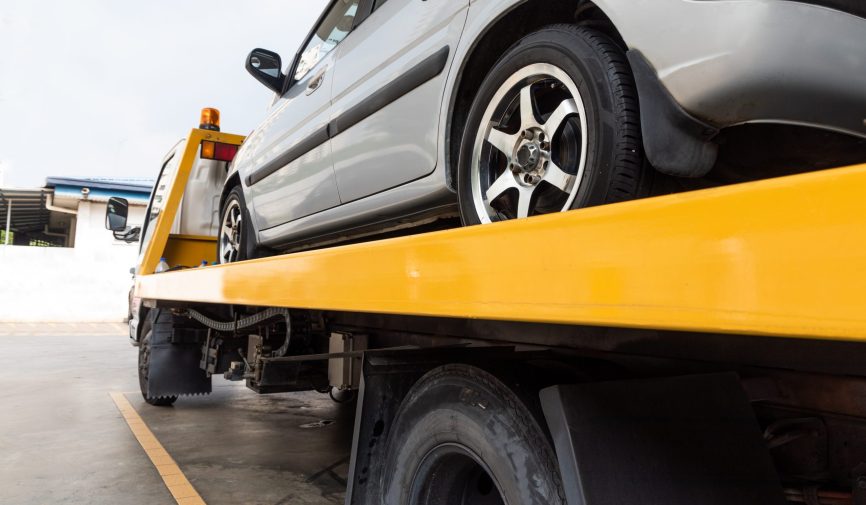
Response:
[105, 197, 129, 231]
[246, 48, 285, 94]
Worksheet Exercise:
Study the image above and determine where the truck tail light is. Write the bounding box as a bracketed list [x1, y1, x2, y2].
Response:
[201, 141, 239, 162]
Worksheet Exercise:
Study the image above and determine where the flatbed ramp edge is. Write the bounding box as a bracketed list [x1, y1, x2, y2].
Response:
[138, 161, 866, 342]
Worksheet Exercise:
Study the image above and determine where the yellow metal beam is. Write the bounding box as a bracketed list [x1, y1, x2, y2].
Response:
[164, 234, 218, 268]
[138, 163, 866, 342]
[140, 129, 245, 275]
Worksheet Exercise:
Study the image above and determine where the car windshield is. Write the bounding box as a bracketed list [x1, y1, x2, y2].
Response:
[138, 152, 179, 255]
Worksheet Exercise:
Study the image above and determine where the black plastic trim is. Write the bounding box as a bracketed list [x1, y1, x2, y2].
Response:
[540, 374, 786, 505]
[246, 125, 330, 186]
[248, 46, 450, 187]
[353, 0, 375, 28]
[328, 46, 450, 137]
[627, 49, 719, 178]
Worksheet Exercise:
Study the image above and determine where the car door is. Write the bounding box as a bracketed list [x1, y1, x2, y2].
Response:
[328, 0, 469, 203]
[246, 0, 361, 231]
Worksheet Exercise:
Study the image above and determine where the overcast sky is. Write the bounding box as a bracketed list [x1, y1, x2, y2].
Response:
[0, 0, 327, 188]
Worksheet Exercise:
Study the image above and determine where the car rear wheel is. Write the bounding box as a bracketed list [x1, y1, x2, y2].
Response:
[457, 25, 648, 225]
[218, 186, 252, 264]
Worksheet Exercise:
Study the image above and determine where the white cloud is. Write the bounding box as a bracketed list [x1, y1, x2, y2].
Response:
[0, 0, 327, 187]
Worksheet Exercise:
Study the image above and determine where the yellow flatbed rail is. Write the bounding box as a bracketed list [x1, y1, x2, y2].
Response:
[136, 136, 866, 341]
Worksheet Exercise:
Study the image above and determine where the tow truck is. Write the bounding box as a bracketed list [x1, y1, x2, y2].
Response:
[105, 109, 866, 505]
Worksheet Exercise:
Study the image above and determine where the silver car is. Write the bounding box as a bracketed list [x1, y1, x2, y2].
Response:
[219, 0, 866, 262]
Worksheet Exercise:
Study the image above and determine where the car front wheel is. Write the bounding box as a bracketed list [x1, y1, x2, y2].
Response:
[457, 25, 648, 225]
[218, 186, 252, 264]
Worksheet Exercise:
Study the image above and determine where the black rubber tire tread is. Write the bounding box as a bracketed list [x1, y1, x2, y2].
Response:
[457, 24, 648, 225]
[217, 185, 255, 263]
[138, 310, 177, 407]
[567, 23, 645, 201]
[378, 364, 566, 504]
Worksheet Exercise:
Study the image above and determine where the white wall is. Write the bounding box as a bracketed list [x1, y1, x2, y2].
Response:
[74, 200, 147, 250]
[0, 200, 147, 322]
[0, 244, 138, 322]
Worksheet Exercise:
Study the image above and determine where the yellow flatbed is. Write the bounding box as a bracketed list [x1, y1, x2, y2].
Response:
[136, 128, 866, 342]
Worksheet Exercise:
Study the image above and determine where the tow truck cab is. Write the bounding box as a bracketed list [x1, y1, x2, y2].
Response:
[106, 108, 241, 344]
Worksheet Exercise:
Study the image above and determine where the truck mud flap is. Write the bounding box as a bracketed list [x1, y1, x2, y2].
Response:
[147, 310, 211, 398]
[540, 373, 786, 505]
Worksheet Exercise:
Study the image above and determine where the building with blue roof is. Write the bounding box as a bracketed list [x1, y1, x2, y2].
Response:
[0, 177, 153, 247]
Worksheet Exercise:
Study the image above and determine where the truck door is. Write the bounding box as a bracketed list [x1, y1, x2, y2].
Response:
[328, 0, 469, 203]
[246, 0, 361, 231]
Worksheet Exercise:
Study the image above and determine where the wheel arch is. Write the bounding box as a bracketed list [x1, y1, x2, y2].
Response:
[445, 0, 626, 190]
[219, 170, 242, 216]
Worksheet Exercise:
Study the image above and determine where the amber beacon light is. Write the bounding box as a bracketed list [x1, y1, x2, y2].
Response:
[199, 107, 221, 131]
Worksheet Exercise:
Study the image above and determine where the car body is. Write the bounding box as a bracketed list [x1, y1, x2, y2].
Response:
[226, 0, 866, 253]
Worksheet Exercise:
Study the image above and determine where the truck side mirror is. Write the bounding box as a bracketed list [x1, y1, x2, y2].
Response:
[114, 226, 140, 243]
[246, 48, 285, 94]
[105, 197, 129, 231]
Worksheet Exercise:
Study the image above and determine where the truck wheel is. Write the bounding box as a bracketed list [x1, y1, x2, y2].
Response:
[378, 364, 565, 504]
[138, 317, 177, 407]
[457, 25, 647, 224]
[218, 186, 253, 263]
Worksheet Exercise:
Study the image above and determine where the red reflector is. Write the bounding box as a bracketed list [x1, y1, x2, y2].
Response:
[201, 141, 239, 162]
[214, 142, 238, 161]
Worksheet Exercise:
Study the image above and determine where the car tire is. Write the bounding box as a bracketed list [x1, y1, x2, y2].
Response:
[377, 364, 565, 505]
[457, 25, 648, 225]
[138, 314, 177, 407]
[218, 185, 254, 263]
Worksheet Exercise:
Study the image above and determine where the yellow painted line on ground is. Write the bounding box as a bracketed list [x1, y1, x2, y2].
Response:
[110, 392, 206, 505]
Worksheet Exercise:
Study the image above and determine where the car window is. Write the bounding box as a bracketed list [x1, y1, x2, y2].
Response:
[294, 0, 360, 81]
[139, 153, 179, 254]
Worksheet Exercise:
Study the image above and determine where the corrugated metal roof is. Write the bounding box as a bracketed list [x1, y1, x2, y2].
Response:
[0, 188, 51, 234]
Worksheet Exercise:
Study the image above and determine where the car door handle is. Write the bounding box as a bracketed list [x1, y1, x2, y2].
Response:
[306, 70, 326, 95]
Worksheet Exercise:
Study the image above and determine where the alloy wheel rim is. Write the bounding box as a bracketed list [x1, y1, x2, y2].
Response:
[219, 199, 243, 263]
[471, 63, 588, 223]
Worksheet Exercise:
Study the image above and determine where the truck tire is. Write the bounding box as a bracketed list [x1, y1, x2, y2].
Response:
[378, 364, 565, 505]
[458, 25, 648, 224]
[138, 314, 177, 407]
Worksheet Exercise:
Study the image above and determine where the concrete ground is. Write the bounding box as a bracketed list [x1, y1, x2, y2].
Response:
[0, 322, 129, 336]
[0, 325, 354, 504]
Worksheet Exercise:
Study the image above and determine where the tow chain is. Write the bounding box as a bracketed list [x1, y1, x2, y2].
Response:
[182, 307, 292, 357]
